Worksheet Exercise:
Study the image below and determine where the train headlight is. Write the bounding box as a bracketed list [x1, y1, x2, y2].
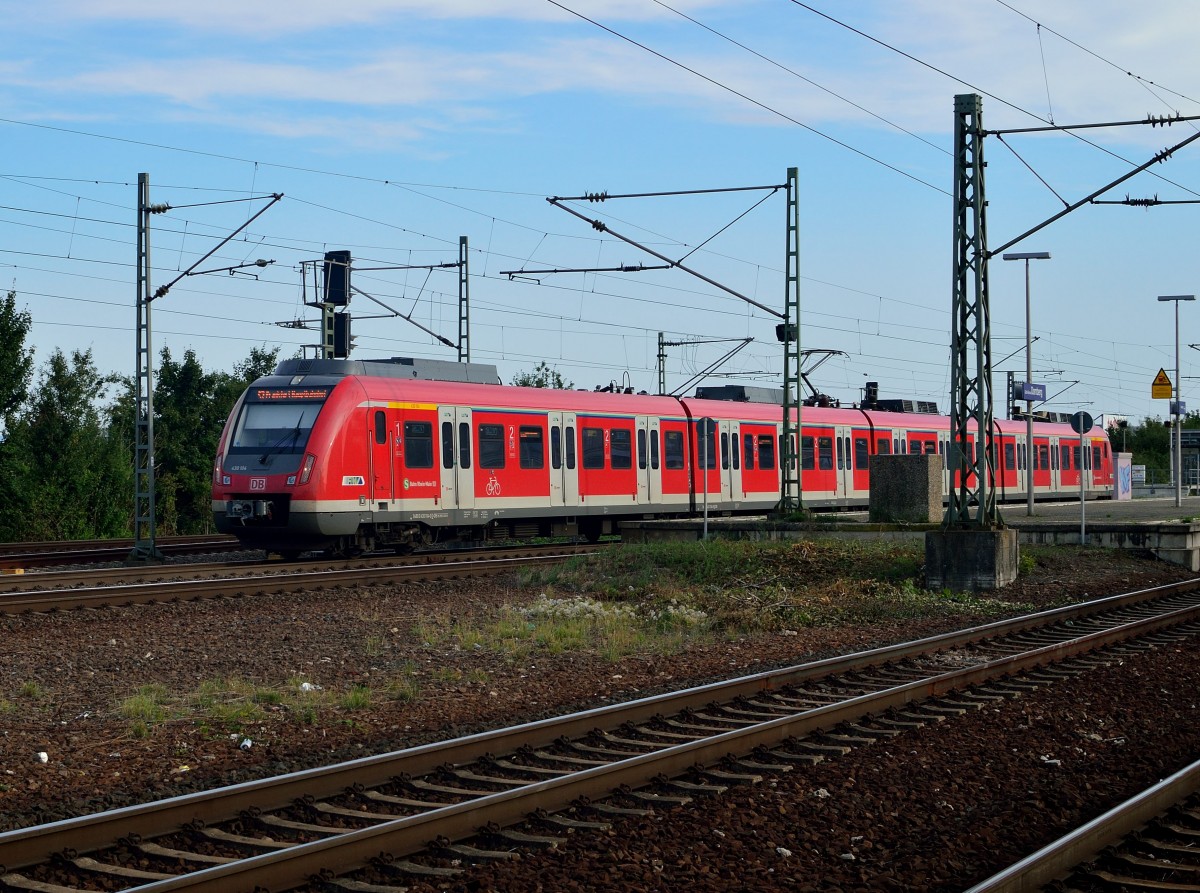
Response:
[299, 453, 316, 485]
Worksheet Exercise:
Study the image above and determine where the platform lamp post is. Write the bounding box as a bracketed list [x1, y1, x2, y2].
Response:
[1159, 294, 1195, 507]
[1003, 251, 1051, 516]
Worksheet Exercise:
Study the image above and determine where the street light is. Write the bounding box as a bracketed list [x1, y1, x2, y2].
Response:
[1003, 251, 1051, 516]
[1158, 294, 1195, 507]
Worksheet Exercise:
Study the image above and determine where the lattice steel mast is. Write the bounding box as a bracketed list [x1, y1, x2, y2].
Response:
[948, 95, 996, 527]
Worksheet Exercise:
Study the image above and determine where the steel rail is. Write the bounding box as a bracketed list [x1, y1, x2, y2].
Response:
[0, 543, 601, 594]
[2, 581, 1198, 880]
[43, 599, 1200, 893]
[0, 548, 595, 613]
[965, 757, 1200, 892]
[0, 536, 241, 570]
[0, 535, 236, 555]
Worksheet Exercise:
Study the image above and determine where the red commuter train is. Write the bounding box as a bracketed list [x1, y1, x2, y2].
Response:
[211, 357, 1114, 557]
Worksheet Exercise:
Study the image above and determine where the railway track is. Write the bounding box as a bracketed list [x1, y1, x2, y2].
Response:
[0, 536, 241, 571]
[2, 579, 1198, 892]
[0, 544, 602, 613]
[968, 757, 1200, 892]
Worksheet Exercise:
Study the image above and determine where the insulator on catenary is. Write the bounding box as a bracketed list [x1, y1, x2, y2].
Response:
[585, 191, 608, 202]
[1145, 112, 1182, 127]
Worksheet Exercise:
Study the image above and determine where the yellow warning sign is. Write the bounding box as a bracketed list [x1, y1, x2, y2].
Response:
[1152, 368, 1173, 399]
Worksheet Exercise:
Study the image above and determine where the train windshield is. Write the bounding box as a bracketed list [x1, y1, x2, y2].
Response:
[227, 386, 330, 469]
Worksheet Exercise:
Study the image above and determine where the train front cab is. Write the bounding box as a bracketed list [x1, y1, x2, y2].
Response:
[213, 379, 345, 553]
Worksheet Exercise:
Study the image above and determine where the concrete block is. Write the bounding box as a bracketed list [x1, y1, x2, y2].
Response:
[870, 454, 942, 523]
[925, 528, 1019, 592]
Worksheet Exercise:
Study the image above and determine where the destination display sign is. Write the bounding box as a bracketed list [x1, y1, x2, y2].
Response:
[252, 386, 332, 402]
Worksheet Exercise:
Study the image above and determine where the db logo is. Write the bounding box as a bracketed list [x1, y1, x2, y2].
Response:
[249, 478, 267, 491]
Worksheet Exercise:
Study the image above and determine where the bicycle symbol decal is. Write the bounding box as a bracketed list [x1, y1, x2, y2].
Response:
[485, 471, 501, 496]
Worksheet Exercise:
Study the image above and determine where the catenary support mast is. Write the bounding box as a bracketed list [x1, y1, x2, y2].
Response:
[780, 167, 802, 512]
[130, 173, 165, 562]
[948, 94, 997, 527]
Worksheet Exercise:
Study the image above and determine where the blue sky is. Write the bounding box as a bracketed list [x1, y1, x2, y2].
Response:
[3, 0, 1200, 424]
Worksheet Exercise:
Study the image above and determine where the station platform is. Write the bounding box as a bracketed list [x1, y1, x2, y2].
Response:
[620, 495, 1200, 572]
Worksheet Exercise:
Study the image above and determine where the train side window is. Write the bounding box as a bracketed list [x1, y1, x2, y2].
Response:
[664, 430, 685, 469]
[1072, 445, 1081, 470]
[650, 430, 660, 470]
[551, 425, 562, 470]
[720, 431, 730, 470]
[458, 422, 471, 469]
[1039, 444, 1049, 470]
[818, 436, 834, 470]
[403, 421, 434, 468]
[801, 435, 815, 470]
[757, 434, 775, 470]
[519, 426, 544, 469]
[1004, 442, 1015, 471]
[441, 421, 454, 468]
[1092, 446, 1100, 470]
[730, 430, 740, 470]
[611, 428, 632, 469]
[836, 436, 844, 470]
[1060, 444, 1070, 470]
[743, 433, 755, 470]
[479, 424, 505, 469]
[582, 427, 605, 469]
[877, 438, 890, 455]
[893, 437, 900, 454]
[374, 410, 387, 445]
[566, 425, 576, 469]
[854, 437, 868, 469]
[637, 429, 647, 470]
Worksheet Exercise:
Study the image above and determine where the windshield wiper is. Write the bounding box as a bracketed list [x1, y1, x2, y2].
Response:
[258, 411, 306, 465]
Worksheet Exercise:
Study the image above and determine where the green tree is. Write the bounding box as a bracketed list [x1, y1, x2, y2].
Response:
[512, 361, 573, 389]
[0, 290, 35, 538]
[0, 349, 131, 540]
[153, 345, 280, 534]
[0, 289, 33, 434]
[1123, 415, 1172, 484]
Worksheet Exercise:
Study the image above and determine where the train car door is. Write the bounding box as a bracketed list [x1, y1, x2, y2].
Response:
[561, 412, 579, 507]
[835, 428, 853, 501]
[850, 428, 872, 496]
[550, 411, 566, 507]
[720, 420, 735, 502]
[438, 407, 476, 511]
[370, 408, 393, 504]
[646, 418, 663, 506]
[635, 416, 662, 506]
